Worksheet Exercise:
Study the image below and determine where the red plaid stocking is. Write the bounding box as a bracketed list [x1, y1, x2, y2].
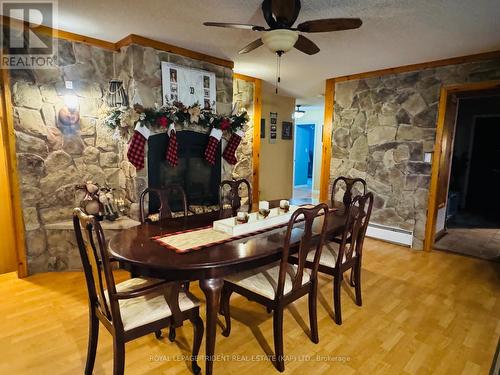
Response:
[204, 128, 223, 165]
[165, 124, 178, 167]
[127, 124, 150, 170]
[223, 129, 244, 165]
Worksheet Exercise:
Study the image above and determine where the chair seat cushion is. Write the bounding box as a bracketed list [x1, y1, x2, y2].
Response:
[292, 241, 353, 268]
[224, 261, 310, 300]
[107, 278, 200, 331]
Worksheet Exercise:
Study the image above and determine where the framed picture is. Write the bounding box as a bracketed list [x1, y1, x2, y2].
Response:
[261, 118, 266, 138]
[282, 121, 293, 140]
[270, 124, 277, 132]
[270, 111, 278, 125]
[169, 69, 177, 83]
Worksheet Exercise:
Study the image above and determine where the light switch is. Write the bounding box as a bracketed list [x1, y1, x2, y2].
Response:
[65, 80, 73, 89]
[424, 152, 432, 163]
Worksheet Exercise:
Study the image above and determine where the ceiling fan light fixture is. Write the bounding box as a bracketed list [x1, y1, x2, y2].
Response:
[261, 29, 299, 53]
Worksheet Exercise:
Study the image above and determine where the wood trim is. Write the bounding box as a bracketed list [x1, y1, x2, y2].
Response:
[116, 34, 234, 69]
[0, 70, 27, 277]
[1, 16, 117, 51]
[333, 50, 500, 83]
[319, 78, 335, 202]
[1, 16, 234, 68]
[233, 73, 257, 83]
[233, 73, 262, 203]
[252, 78, 262, 204]
[423, 79, 500, 251]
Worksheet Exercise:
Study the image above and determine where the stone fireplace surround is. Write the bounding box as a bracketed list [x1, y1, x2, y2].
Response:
[10, 37, 255, 274]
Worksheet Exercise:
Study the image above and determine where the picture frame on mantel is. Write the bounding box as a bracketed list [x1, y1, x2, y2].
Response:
[282, 121, 293, 140]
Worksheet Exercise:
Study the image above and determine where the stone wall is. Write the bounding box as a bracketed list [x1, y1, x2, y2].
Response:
[10, 38, 237, 274]
[229, 78, 254, 184]
[331, 58, 500, 249]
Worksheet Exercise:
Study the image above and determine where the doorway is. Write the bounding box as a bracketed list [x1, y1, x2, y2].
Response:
[427, 83, 500, 260]
[293, 124, 315, 203]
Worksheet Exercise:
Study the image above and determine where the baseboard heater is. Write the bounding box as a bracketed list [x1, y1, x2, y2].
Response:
[366, 223, 413, 247]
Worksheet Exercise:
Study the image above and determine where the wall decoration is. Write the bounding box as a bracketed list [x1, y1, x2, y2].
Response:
[260, 118, 266, 138]
[161, 62, 216, 109]
[270, 111, 278, 125]
[282, 121, 293, 140]
[270, 119, 277, 144]
[106, 79, 129, 108]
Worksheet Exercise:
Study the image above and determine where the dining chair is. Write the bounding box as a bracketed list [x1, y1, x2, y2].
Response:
[219, 203, 329, 372]
[295, 192, 373, 325]
[139, 184, 190, 223]
[219, 179, 252, 217]
[331, 176, 367, 209]
[329, 176, 368, 287]
[73, 208, 203, 375]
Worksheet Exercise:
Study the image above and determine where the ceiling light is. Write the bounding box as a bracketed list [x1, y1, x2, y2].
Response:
[261, 29, 299, 54]
[293, 105, 305, 119]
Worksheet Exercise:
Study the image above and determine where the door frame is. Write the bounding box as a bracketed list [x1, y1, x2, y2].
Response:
[423, 80, 500, 252]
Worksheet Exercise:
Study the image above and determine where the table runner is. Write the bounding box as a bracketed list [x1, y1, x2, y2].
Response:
[152, 206, 337, 254]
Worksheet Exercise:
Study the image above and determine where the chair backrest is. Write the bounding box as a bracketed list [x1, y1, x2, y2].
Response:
[73, 208, 124, 329]
[219, 179, 252, 216]
[139, 184, 188, 222]
[331, 177, 367, 208]
[276, 203, 329, 299]
[336, 192, 374, 266]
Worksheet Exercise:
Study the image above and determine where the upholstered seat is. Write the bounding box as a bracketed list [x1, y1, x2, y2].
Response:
[224, 261, 311, 300]
[106, 278, 200, 331]
[292, 241, 353, 268]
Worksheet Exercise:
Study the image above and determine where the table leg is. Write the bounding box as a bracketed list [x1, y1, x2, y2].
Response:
[199, 278, 223, 375]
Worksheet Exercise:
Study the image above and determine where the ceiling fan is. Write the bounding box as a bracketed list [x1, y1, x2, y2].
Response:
[203, 0, 362, 56]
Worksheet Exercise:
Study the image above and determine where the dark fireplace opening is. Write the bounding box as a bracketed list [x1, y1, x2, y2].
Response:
[147, 131, 221, 213]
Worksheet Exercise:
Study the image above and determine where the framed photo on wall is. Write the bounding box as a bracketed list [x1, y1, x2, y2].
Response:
[261, 118, 266, 138]
[282, 121, 293, 140]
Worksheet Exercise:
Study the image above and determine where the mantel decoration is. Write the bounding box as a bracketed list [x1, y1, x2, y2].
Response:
[102, 100, 249, 170]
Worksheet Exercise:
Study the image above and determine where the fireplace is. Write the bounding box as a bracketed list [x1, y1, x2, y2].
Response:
[147, 131, 221, 212]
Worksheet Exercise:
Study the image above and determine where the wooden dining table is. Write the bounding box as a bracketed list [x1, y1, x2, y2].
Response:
[109, 200, 348, 374]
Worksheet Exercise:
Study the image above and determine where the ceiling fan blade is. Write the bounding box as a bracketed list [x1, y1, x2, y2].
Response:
[297, 18, 362, 33]
[294, 35, 320, 55]
[238, 38, 263, 54]
[203, 22, 265, 31]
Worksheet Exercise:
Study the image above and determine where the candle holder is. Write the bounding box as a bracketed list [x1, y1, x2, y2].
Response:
[236, 212, 249, 224]
[259, 208, 270, 218]
[279, 200, 290, 213]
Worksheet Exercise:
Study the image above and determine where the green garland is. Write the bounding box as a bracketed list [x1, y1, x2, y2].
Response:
[102, 101, 249, 134]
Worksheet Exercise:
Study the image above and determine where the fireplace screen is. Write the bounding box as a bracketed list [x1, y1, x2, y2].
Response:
[147, 131, 221, 212]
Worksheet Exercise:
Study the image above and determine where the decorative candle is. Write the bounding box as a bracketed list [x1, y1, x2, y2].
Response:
[259, 201, 270, 210]
[280, 200, 289, 208]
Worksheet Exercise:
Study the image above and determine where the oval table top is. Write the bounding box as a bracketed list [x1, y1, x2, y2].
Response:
[109, 201, 348, 281]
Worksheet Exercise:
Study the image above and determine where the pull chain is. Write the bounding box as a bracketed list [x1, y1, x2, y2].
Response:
[275, 51, 283, 94]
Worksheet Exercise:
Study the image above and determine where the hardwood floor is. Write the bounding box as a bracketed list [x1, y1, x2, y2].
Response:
[0, 238, 499, 374]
